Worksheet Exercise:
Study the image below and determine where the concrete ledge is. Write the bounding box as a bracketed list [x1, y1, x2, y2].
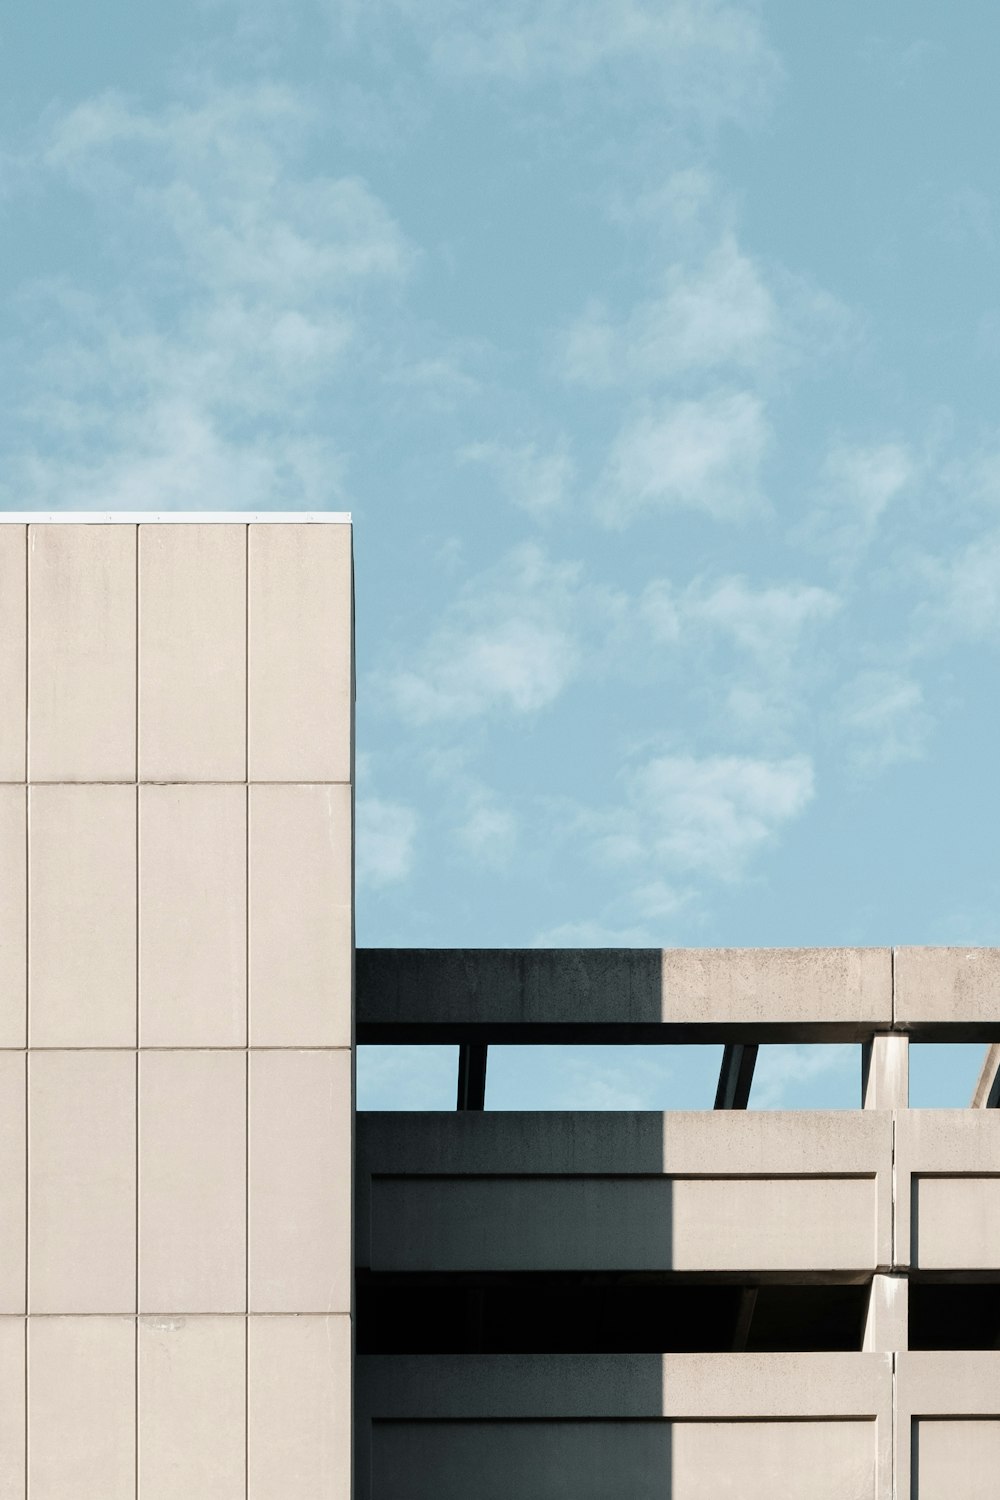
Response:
[894, 947, 1000, 1034]
[357, 948, 893, 1042]
[357, 1112, 892, 1274]
[893, 1110, 1000, 1271]
[895, 1352, 1000, 1498]
[357, 1353, 892, 1500]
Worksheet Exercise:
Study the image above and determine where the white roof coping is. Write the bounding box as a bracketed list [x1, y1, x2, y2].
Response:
[0, 511, 351, 524]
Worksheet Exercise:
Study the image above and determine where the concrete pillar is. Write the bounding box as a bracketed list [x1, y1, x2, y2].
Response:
[862, 1034, 908, 1109]
[863, 1272, 908, 1353]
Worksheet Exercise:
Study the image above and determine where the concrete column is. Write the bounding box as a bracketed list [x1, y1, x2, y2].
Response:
[861, 1034, 908, 1109]
[863, 1272, 908, 1353]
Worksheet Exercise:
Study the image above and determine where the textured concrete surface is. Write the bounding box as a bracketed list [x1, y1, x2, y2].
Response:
[0, 517, 354, 1499]
[357, 946, 893, 1040]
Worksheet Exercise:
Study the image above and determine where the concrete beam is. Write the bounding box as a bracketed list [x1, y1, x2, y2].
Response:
[357, 947, 893, 1043]
[894, 947, 1000, 1036]
[714, 1043, 758, 1109]
[457, 1044, 488, 1111]
[971, 1043, 1000, 1108]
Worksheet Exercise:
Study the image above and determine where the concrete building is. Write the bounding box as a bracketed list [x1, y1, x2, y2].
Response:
[2, 515, 1000, 1497]
[0, 515, 353, 1499]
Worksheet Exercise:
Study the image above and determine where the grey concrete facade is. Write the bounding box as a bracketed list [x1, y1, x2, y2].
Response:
[357, 948, 1000, 1500]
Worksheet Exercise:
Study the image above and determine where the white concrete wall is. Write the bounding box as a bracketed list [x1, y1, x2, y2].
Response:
[0, 518, 354, 1500]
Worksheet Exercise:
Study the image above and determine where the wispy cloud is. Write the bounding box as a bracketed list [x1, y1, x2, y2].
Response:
[357, 795, 420, 887]
[458, 438, 574, 516]
[800, 440, 914, 562]
[341, 0, 781, 126]
[578, 751, 814, 883]
[382, 542, 622, 722]
[1, 84, 413, 511]
[598, 390, 769, 524]
[561, 236, 778, 387]
[838, 670, 929, 771]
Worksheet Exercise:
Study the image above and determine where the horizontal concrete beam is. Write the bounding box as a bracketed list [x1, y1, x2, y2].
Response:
[357, 948, 893, 1042]
[894, 947, 1000, 1036]
[356, 1111, 893, 1274]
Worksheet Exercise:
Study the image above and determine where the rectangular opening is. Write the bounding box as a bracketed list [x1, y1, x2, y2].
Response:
[909, 1280, 1000, 1349]
[357, 1274, 868, 1354]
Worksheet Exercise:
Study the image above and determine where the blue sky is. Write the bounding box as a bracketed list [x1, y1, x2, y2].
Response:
[2, 1, 997, 1109]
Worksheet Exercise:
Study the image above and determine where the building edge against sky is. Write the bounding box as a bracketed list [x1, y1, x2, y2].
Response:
[0, 514, 354, 1498]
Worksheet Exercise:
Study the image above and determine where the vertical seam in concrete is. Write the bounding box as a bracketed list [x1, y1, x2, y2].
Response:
[244, 523, 250, 1500]
[890, 1111, 897, 1272]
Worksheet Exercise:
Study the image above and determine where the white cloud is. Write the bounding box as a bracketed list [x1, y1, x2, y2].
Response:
[626, 752, 814, 878]
[920, 532, 1000, 642]
[357, 796, 420, 887]
[454, 789, 519, 868]
[2, 84, 412, 512]
[347, 0, 780, 126]
[599, 391, 769, 524]
[578, 751, 814, 883]
[643, 574, 840, 660]
[801, 440, 914, 560]
[562, 236, 778, 387]
[838, 670, 928, 771]
[458, 438, 574, 516]
[384, 543, 618, 722]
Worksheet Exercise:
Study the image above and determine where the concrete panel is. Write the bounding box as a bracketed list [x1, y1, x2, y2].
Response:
[249, 783, 352, 1047]
[28, 522, 136, 781]
[0, 524, 25, 781]
[28, 1316, 134, 1500]
[138, 522, 246, 781]
[371, 1419, 875, 1500]
[915, 1420, 1000, 1500]
[0, 1055, 25, 1314]
[248, 1314, 351, 1500]
[893, 1112, 1000, 1268]
[359, 1351, 892, 1421]
[895, 947, 1000, 1030]
[0, 1318, 24, 1500]
[370, 1174, 876, 1273]
[138, 1315, 245, 1500]
[357, 947, 892, 1040]
[140, 784, 246, 1047]
[0, 785, 25, 1047]
[913, 1176, 1000, 1269]
[357, 1111, 893, 1270]
[358, 1353, 893, 1500]
[28, 784, 136, 1047]
[249, 1048, 351, 1313]
[247, 521, 352, 782]
[896, 1353, 1000, 1498]
[139, 1050, 245, 1313]
[29, 1050, 135, 1314]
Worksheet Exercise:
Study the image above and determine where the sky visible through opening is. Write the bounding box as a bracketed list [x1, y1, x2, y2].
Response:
[2, 2, 998, 1109]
